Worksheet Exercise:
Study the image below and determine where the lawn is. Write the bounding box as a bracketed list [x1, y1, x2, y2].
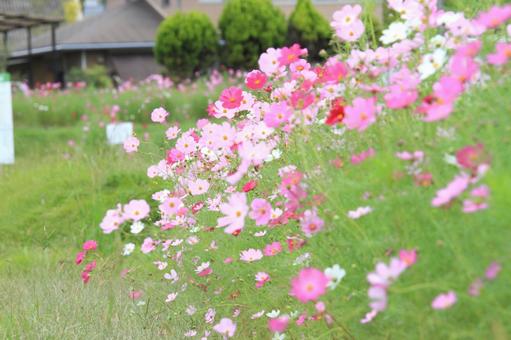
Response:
[1, 1, 511, 339]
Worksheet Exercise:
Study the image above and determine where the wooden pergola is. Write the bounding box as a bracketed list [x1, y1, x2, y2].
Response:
[0, 11, 62, 87]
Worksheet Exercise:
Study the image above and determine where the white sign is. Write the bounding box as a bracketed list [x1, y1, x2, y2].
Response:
[106, 122, 133, 145]
[0, 73, 14, 164]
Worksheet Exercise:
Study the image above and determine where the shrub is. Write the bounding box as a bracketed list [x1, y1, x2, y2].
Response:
[286, 0, 332, 61]
[68, 65, 113, 88]
[219, 0, 286, 69]
[155, 12, 218, 79]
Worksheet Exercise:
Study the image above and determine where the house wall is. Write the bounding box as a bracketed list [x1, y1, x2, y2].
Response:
[147, 0, 383, 23]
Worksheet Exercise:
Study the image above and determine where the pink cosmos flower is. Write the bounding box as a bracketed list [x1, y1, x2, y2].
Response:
[165, 126, 180, 140]
[220, 87, 243, 109]
[485, 262, 502, 280]
[351, 148, 375, 165]
[300, 209, 324, 237]
[399, 249, 417, 267]
[129, 290, 143, 300]
[432, 291, 457, 310]
[100, 206, 124, 234]
[264, 101, 293, 128]
[195, 262, 213, 277]
[159, 196, 183, 216]
[175, 135, 197, 155]
[75, 251, 86, 265]
[84, 260, 96, 273]
[463, 185, 490, 213]
[245, 70, 267, 90]
[242, 179, 257, 192]
[344, 97, 377, 132]
[432, 173, 470, 207]
[255, 272, 270, 288]
[336, 21, 365, 42]
[475, 5, 511, 29]
[82, 240, 97, 251]
[347, 206, 372, 219]
[249, 198, 272, 226]
[150, 107, 169, 123]
[456, 144, 488, 171]
[263, 242, 283, 256]
[331, 4, 362, 30]
[468, 278, 484, 297]
[213, 318, 236, 338]
[278, 44, 306, 66]
[123, 136, 139, 153]
[218, 192, 249, 234]
[259, 47, 283, 76]
[188, 178, 210, 196]
[240, 248, 263, 262]
[290, 268, 329, 303]
[123, 199, 150, 221]
[81, 271, 90, 284]
[141, 237, 156, 254]
[268, 315, 290, 333]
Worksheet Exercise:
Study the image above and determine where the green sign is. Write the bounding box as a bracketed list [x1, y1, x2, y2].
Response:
[0, 73, 10, 82]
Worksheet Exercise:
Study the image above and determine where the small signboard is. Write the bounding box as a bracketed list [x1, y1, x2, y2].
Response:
[106, 122, 133, 145]
[0, 73, 14, 164]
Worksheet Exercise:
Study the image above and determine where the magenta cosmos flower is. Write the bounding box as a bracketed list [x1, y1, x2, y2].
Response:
[217, 192, 249, 234]
[290, 268, 329, 303]
[245, 70, 267, 90]
[82, 240, 97, 251]
[219, 86, 243, 109]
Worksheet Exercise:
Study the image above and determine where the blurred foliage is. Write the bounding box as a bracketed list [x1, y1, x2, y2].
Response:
[68, 65, 112, 88]
[63, 0, 82, 22]
[286, 0, 332, 61]
[155, 12, 218, 79]
[219, 0, 287, 69]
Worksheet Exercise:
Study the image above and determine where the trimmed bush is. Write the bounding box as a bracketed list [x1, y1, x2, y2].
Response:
[219, 0, 286, 69]
[68, 65, 113, 88]
[286, 0, 332, 61]
[155, 12, 218, 79]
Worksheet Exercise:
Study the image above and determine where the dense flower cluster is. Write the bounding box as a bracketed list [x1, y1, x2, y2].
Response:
[89, 1, 510, 337]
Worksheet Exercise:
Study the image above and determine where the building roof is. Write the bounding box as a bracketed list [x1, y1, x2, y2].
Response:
[8, 0, 162, 58]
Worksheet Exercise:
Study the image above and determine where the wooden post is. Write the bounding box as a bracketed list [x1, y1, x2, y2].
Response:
[27, 26, 33, 88]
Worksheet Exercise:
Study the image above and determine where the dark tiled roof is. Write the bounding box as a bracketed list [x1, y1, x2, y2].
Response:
[8, 0, 162, 57]
[0, 0, 63, 17]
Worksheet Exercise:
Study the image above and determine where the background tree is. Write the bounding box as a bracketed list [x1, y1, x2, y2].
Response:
[155, 12, 218, 79]
[219, 0, 287, 70]
[286, 0, 332, 62]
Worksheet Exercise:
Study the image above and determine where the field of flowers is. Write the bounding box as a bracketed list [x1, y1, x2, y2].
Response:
[2, 0, 511, 339]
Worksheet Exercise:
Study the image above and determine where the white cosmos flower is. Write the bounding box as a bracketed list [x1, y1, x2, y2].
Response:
[122, 243, 135, 256]
[266, 310, 280, 318]
[324, 264, 347, 289]
[418, 49, 447, 80]
[380, 22, 410, 45]
[130, 221, 145, 234]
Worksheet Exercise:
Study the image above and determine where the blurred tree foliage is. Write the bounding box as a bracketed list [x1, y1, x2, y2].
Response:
[68, 65, 112, 88]
[286, 0, 332, 61]
[219, 0, 287, 69]
[155, 12, 218, 79]
[63, 0, 83, 22]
